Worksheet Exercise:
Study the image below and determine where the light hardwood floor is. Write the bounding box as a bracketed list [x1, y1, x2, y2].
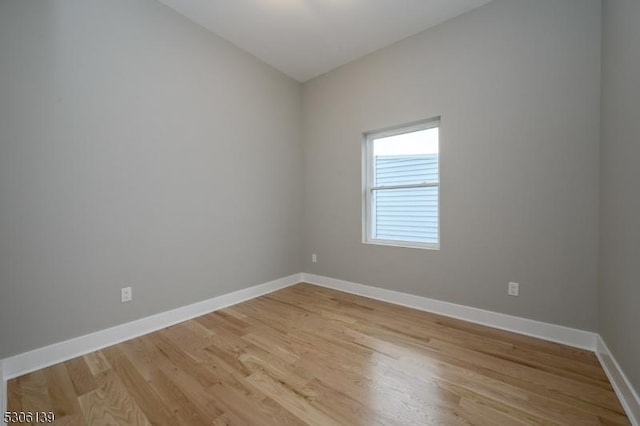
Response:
[8, 284, 630, 425]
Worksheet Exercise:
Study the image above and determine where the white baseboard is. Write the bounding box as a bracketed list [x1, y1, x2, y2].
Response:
[596, 336, 640, 426]
[1, 273, 301, 383]
[301, 273, 597, 350]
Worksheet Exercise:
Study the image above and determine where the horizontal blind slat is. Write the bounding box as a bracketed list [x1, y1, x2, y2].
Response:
[375, 154, 439, 187]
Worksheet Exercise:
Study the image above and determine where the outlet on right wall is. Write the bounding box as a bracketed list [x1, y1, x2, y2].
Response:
[600, 0, 640, 396]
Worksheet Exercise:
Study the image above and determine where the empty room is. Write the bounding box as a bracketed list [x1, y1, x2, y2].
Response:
[1, 0, 638, 424]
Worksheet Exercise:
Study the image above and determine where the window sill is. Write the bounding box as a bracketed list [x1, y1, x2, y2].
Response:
[363, 239, 440, 251]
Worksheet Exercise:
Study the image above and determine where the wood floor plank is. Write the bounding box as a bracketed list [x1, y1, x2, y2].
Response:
[207, 378, 299, 426]
[100, 346, 176, 425]
[246, 371, 343, 425]
[7, 379, 23, 412]
[44, 363, 82, 419]
[303, 377, 394, 426]
[118, 336, 160, 382]
[79, 370, 150, 426]
[64, 357, 97, 396]
[148, 367, 214, 425]
[83, 351, 110, 376]
[148, 346, 227, 420]
[15, 370, 52, 415]
[7, 283, 631, 425]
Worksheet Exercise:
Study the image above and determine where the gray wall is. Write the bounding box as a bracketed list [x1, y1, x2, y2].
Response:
[2, 0, 626, 368]
[600, 0, 640, 393]
[0, 0, 303, 358]
[302, 0, 602, 330]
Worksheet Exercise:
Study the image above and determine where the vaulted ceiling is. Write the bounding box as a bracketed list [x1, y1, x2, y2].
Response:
[156, 0, 494, 82]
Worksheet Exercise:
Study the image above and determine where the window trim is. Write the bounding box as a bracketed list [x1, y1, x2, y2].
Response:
[362, 117, 441, 250]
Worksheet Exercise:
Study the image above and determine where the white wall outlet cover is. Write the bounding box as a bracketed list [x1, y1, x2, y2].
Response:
[508, 282, 519, 296]
[121, 286, 132, 303]
[312, 253, 317, 263]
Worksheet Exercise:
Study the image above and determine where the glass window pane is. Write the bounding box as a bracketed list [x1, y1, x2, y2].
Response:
[372, 186, 439, 245]
[373, 127, 439, 187]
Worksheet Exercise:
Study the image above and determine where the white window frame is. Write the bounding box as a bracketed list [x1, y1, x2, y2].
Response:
[362, 117, 441, 250]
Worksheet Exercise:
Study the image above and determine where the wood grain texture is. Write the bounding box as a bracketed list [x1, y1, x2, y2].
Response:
[7, 284, 630, 425]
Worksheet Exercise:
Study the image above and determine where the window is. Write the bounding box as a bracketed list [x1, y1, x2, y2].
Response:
[363, 118, 440, 249]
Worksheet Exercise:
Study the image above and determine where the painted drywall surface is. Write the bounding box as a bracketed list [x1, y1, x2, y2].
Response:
[302, 0, 601, 330]
[600, 0, 640, 393]
[0, 0, 302, 358]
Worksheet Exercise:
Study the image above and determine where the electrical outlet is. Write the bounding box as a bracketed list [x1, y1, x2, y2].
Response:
[312, 253, 317, 263]
[508, 282, 519, 297]
[121, 286, 132, 303]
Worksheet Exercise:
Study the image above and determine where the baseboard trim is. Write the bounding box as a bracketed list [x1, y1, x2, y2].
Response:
[596, 336, 640, 425]
[301, 273, 597, 350]
[1, 273, 302, 382]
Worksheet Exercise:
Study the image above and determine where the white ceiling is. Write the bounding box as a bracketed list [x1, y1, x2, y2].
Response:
[157, 0, 494, 82]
